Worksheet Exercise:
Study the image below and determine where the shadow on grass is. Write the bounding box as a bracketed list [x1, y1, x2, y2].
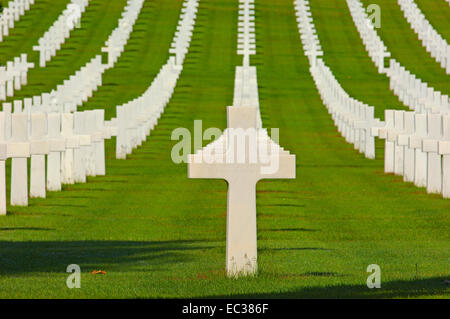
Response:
[206, 277, 449, 299]
[0, 240, 211, 275]
[262, 228, 320, 232]
[0, 227, 54, 232]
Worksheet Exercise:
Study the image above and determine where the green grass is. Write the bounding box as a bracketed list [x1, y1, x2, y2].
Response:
[0, 0, 448, 298]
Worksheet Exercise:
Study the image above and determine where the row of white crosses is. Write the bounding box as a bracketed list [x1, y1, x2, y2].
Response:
[101, 0, 144, 67]
[115, 57, 183, 158]
[388, 59, 449, 114]
[398, 0, 450, 74]
[6, 0, 144, 113]
[234, 0, 261, 127]
[0, 0, 148, 214]
[44, 0, 143, 109]
[169, 0, 198, 66]
[0, 0, 90, 102]
[295, 0, 381, 159]
[346, 0, 391, 74]
[5, 55, 104, 115]
[237, 0, 255, 66]
[296, 0, 450, 199]
[0, 0, 35, 42]
[48, 56, 105, 112]
[32, 0, 89, 67]
[294, 0, 323, 68]
[347, 0, 448, 112]
[49, 0, 143, 107]
[114, 0, 198, 158]
[189, 0, 295, 278]
[312, 60, 381, 159]
[0, 106, 111, 215]
[374, 110, 450, 198]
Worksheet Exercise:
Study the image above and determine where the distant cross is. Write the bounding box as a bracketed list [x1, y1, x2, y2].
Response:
[169, 47, 187, 65]
[372, 45, 391, 74]
[33, 38, 52, 67]
[19, 53, 34, 85]
[101, 42, 121, 66]
[304, 42, 323, 68]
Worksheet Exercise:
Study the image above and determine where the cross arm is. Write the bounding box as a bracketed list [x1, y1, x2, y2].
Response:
[188, 155, 227, 179]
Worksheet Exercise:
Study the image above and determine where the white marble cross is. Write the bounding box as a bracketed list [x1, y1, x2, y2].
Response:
[92, 109, 106, 176]
[0, 14, 9, 39]
[33, 38, 52, 67]
[438, 115, 450, 198]
[5, 62, 16, 97]
[0, 112, 8, 214]
[374, 47, 391, 74]
[12, 57, 23, 90]
[391, 110, 406, 176]
[0, 17, 4, 42]
[378, 109, 395, 173]
[422, 113, 443, 194]
[410, 113, 428, 187]
[83, 111, 98, 177]
[30, 112, 48, 198]
[169, 45, 188, 65]
[115, 106, 128, 159]
[47, 113, 65, 191]
[4, 8, 14, 29]
[396, 111, 415, 182]
[0, 66, 10, 100]
[188, 106, 295, 277]
[19, 53, 34, 85]
[304, 42, 323, 68]
[353, 106, 380, 159]
[8, 113, 30, 206]
[73, 112, 91, 183]
[61, 113, 78, 185]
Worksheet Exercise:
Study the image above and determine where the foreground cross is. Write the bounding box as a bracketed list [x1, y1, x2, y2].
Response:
[188, 106, 295, 277]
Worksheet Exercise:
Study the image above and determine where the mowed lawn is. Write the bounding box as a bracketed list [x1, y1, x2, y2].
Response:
[0, 0, 448, 298]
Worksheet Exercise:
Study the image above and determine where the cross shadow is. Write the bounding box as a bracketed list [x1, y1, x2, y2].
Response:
[202, 277, 449, 298]
[0, 240, 211, 275]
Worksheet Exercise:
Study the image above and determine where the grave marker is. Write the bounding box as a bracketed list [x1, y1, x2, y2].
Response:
[30, 112, 48, 198]
[8, 113, 30, 206]
[188, 106, 295, 277]
[47, 113, 65, 191]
